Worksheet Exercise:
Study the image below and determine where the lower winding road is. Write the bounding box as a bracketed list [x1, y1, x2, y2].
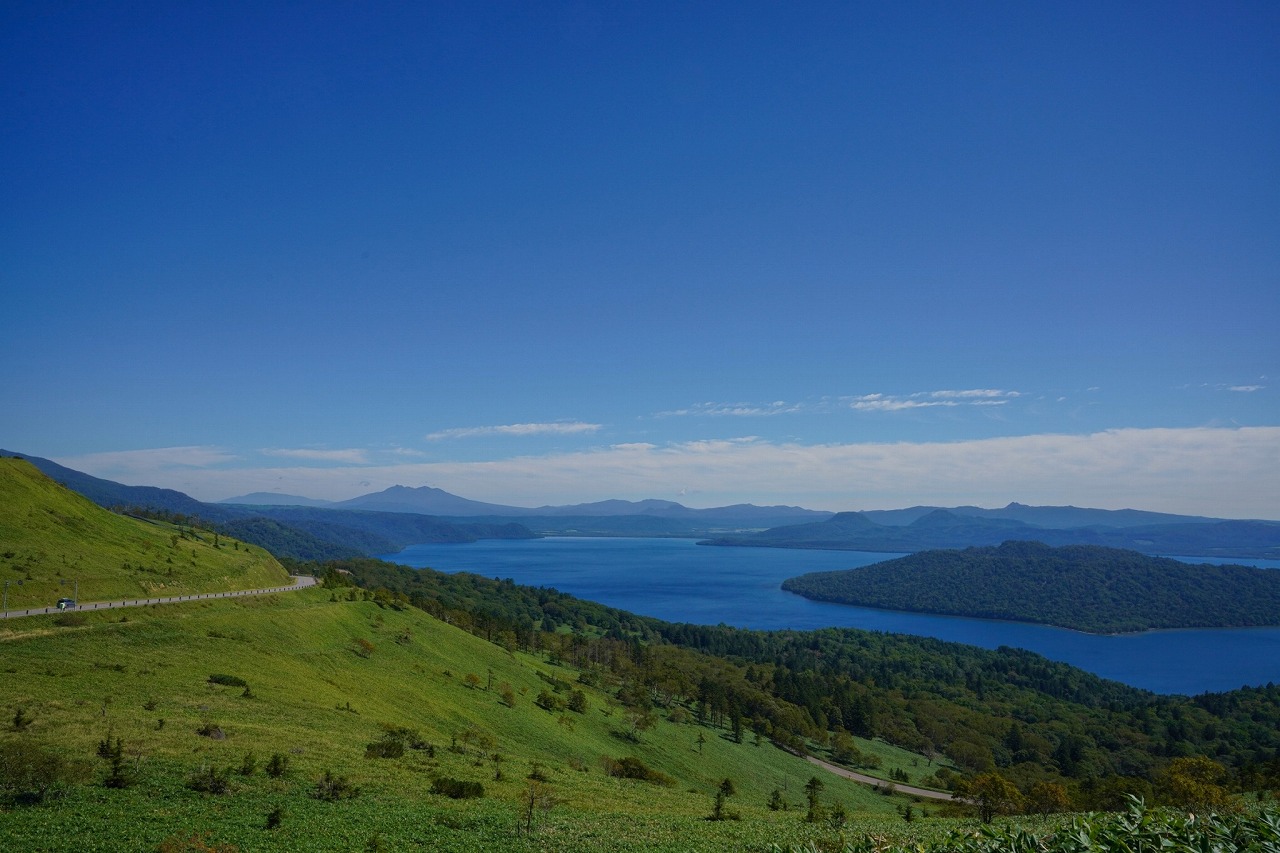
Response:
[805, 754, 956, 801]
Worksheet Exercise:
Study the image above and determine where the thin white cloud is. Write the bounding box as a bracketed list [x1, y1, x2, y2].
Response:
[1229, 385, 1264, 393]
[928, 389, 1020, 400]
[261, 447, 371, 464]
[851, 396, 953, 411]
[53, 446, 241, 495]
[58, 445, 237, 472]
[656, 401, 803, 418]
[77, 427, 1280, 520]
[425, 421, 602, 441]
[849, 388, 1020, 411]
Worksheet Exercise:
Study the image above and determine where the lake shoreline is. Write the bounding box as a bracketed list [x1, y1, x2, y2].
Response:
[382, 536, 1280, 696]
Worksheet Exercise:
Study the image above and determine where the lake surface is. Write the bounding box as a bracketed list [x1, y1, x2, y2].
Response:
[383, 537, 1280, 696]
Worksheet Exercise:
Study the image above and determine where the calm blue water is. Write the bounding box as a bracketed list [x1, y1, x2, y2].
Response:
[382, 537, 1280, 696]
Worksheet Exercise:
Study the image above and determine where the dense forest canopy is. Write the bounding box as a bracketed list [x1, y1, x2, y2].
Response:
[781, 541, 1280, 633]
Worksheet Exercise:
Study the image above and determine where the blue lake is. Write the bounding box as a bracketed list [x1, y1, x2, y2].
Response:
[383, 536, 1280, 697]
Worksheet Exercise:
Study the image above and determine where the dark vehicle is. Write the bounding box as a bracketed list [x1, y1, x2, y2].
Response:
[56, 597, 76, 610]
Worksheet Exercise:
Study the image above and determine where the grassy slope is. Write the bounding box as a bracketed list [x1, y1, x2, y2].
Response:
[0, 458, 289, 609]
[0, 589, 948, 852]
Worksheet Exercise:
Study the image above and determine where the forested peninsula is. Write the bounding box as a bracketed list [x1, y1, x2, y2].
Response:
[781, 541, 1280, 634]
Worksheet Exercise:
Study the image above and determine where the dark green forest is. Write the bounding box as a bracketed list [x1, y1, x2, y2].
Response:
[782, 541, 1280, 633]
[284, 555, 1280, 812]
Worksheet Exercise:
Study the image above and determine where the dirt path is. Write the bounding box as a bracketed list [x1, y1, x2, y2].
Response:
[0, 575, 318, 620]
[804, 754, 956, 801]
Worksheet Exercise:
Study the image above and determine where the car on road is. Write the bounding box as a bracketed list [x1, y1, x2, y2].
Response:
[56, 597, 76, 610]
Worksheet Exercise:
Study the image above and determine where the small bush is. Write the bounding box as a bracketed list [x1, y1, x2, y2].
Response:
[196, 723, 226, 740]
[265, 752, 290, 778]
[312, 769, 358, 801]
[601, 756, 676, 787]
[535, 690, 566, 712]
[0, 739, 86, 804]
[365, 736, 405, 759]
[12, 707, 33, 731]
[207, 674, 248, 688]
[186, 765, 232, 795]
[431, 776, 485, 799]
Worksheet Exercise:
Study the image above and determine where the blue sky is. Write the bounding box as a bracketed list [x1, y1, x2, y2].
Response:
[3, 1, 1277, 516]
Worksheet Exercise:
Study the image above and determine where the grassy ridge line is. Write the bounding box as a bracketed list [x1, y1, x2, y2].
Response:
[0, 586, 936, 851]
[0, 458, 290, 609]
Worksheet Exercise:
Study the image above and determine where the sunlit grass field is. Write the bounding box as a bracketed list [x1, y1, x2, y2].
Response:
[0, 587, 965, 851]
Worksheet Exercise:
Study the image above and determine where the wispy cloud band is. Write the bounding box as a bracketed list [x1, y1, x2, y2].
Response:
[425, 421, 602, 441]
[850, 388, 1021, 411]
[261, 447, 371, 464]
[656, 401, 803, 418]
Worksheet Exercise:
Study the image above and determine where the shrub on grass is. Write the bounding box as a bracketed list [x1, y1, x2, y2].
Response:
[101, 750, 136, 788]
[0, 739, 86, 804]
[365, 734, 405, 759]
[12, 706, 32, 731]
[601, 756, 676, 787]
[265, 752, 290, 778]
[196, 722, 226, 740]
[186, 765, 233, 794]
[535, 690, 566, 712]
[207, 674, 248, 688]
[312, 769, 358, 801]
[708, 777, 740, 821]
[431, 776, 485, 799]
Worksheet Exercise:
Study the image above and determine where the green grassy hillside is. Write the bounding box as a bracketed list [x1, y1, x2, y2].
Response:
[0, 588, 937, 851]
[0, 458, 289, 610]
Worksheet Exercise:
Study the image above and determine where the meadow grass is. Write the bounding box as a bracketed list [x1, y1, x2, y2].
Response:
[0, 588, 964, 851]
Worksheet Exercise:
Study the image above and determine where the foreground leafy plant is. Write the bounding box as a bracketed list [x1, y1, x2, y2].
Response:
[771, 797, 1280, 853]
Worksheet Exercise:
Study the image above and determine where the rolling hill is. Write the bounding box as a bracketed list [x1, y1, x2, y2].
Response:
[0, 458, 289, 610]
[781, 541, 1280, 633]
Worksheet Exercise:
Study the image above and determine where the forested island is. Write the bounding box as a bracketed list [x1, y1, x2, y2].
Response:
[781, 541, 1280, 634]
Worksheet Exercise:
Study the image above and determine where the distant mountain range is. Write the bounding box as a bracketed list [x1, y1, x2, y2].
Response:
[6, 449, 1279, 559]
[702, 508, 1280, 560]
[234, 483, 833, 528]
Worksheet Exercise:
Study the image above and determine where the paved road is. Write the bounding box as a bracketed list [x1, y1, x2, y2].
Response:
[805, 754, 956, 801]
[0, 574, 318, 620]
